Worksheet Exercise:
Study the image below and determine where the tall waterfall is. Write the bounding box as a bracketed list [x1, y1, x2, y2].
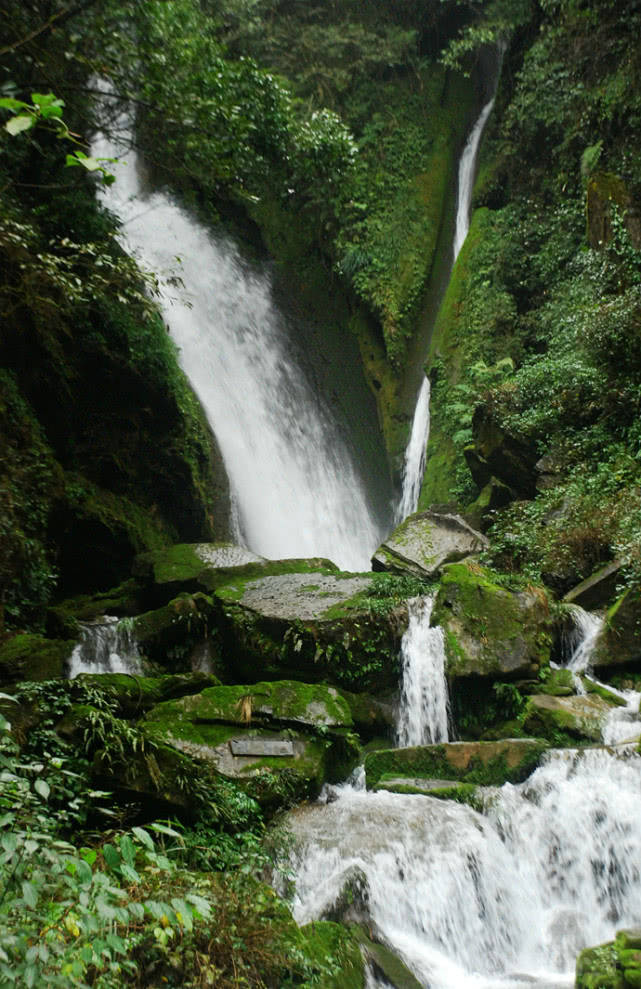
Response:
[92, 110, 388, 572]
[288, 746, 641, 989]
[396, 596, 449, 747]
[68, 617, 142, 677]
[397, 96, 495, 521]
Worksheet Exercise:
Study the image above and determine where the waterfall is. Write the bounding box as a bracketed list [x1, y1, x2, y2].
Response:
[564, 606, 641, 745]
[91, 102, 388, 572]
[287, 746, 641, 989]
[396, 596, 449, 747]
[68, 617, 142, 677]
[396, 377, 431, 523]
[453, 98, 495, 262]
[566, 606, 604, 675]
[397, 96, 495, 521]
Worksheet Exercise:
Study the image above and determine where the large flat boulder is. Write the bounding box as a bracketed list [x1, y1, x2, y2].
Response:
[372, 511, 488, 579]
[133, 542, 338, 607]
[364, 738, 547, 790]
[563, 560, 621, 611]
[214, 571, 417, 692]
[432, 562, 553, 678]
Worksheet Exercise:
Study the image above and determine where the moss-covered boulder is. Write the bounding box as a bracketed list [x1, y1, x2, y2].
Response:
[562, 561, 621, 611]
[372, 510, 488, 579]
[142, 680, 354, 731]
[432, 563, 553, 678]
[364, 738, 547, 790]
[522, 693, 619, 744]
[133, 542, 337, 607]
[131, 592, 219, 672]
[214, 571, 417, 692]
[576, 930, 641, 989]
[71, 671, 220, 718]
[0, 634, 74, 684]
[352, 925, 424, 989]
[592, 588, 641, 669]
[142, 682, 361, 799]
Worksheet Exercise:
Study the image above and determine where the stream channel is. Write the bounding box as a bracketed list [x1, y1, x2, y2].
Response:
[90, 91, 641, 987]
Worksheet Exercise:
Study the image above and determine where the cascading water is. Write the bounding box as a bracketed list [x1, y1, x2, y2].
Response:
[68, 617, 142, 677]
[396, 595, 449, 747]
[287, 746, 641, 989]
[564, 605, 641, 745]
[91, 101, 388, 572]
[397, 95, 495, 521]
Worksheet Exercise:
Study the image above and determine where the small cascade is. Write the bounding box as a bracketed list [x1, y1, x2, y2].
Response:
[68, 617, 143, 678]
[566, 606, 604, 675]
[396, 377, 431, 523]
[562, 606, 641, 744]
[397, 94, 495, 523]
[453, 98, 496, 262]
[396, 596, 449, 747]
[287, 746, 641, 989]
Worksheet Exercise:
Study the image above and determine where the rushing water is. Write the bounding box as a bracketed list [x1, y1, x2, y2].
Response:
[397, 96, 495, 520]
[68, 617, 142, 677]
[396, 596, 449, 747]
[92, 104, 388, 572]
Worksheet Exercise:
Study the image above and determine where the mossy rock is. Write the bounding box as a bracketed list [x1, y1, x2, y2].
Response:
[364, 738, 547, 789]
[371, 510, 488, 579]
[131, 592, 219, 672]
[215, 571, 413, 692]
[575, 933, 641, 989]
[0, 634, 73, 684]
[372, 776, 483, 808]
[351, 925, 425, 989]
[538, 667, 575, 697]
[142, 679, 354, 731]
[133, 542, 338, 608]
[299, 921, 366, 989]
[142, 714, 358, 800]
[432, 562, 553, 678]
[522, 693, 619, 744]
[592, 588, 641, 669]
[71, 671, 220, 718]
[49, 579, 143, 633]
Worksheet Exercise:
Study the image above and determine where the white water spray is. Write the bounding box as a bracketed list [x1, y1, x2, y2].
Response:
[566, 606, 604, 675]
[287, 746, 641, 989]
[68, 617, 142, 677]
[396, 596, 449, 747]
[397, 96, 495, 521]
[92, 103, 385, 572]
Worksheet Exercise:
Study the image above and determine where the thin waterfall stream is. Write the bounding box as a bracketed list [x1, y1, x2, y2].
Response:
[397, 93, 496, 519]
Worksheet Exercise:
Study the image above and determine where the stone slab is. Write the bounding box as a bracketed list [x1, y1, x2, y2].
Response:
[230, 737, 294, 757]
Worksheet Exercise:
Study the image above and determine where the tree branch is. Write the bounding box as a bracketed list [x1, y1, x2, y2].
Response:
[0, 0, 102, 58]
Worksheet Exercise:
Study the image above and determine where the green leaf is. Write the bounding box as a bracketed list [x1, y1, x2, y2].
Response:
[0, 98, 28, 111]
[6, 114, 35, 135]
[34, 779, 50, 800]
[131, 826, 154, 850]
[102, 843, 121, 870]
[149, 821, 183, 839]
[1, 833, 18, 855]
[185, 893, 211, 917]
[119, 834, 135, 865]
[80, 847, 97, 867]
[120, 862, 140, 884]
[21, 880, 38, 909]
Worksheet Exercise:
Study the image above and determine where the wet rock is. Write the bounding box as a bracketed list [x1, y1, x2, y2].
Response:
[592, 588, 641, 668]
[352, 925, 425, 989]
[0, 634, 73, 684]
[522, 693, 618, 744]
[372, 510, 488, 579]
[133, 542, 337, 607]
[432, 562, 553, 678]
[563, 561, 622, 611]
[71, 671, 219, 718]
[215, 571, 411, 693]
[470, 406, 538, 498]
[364, 738, 547, 789]
[322, 866, 371, 926]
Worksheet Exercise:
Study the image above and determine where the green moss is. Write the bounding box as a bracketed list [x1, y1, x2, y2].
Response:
[576, 942, 624, 989]
[299, 922, 365, 989]
[364, 740, 547, 790]
[0, 634, 72, 684]
[351, 925, 424, 989]
[71, 672, 219, 718]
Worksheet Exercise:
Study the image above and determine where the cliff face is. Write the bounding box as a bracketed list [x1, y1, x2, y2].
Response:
[421, 0, 641, 597]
